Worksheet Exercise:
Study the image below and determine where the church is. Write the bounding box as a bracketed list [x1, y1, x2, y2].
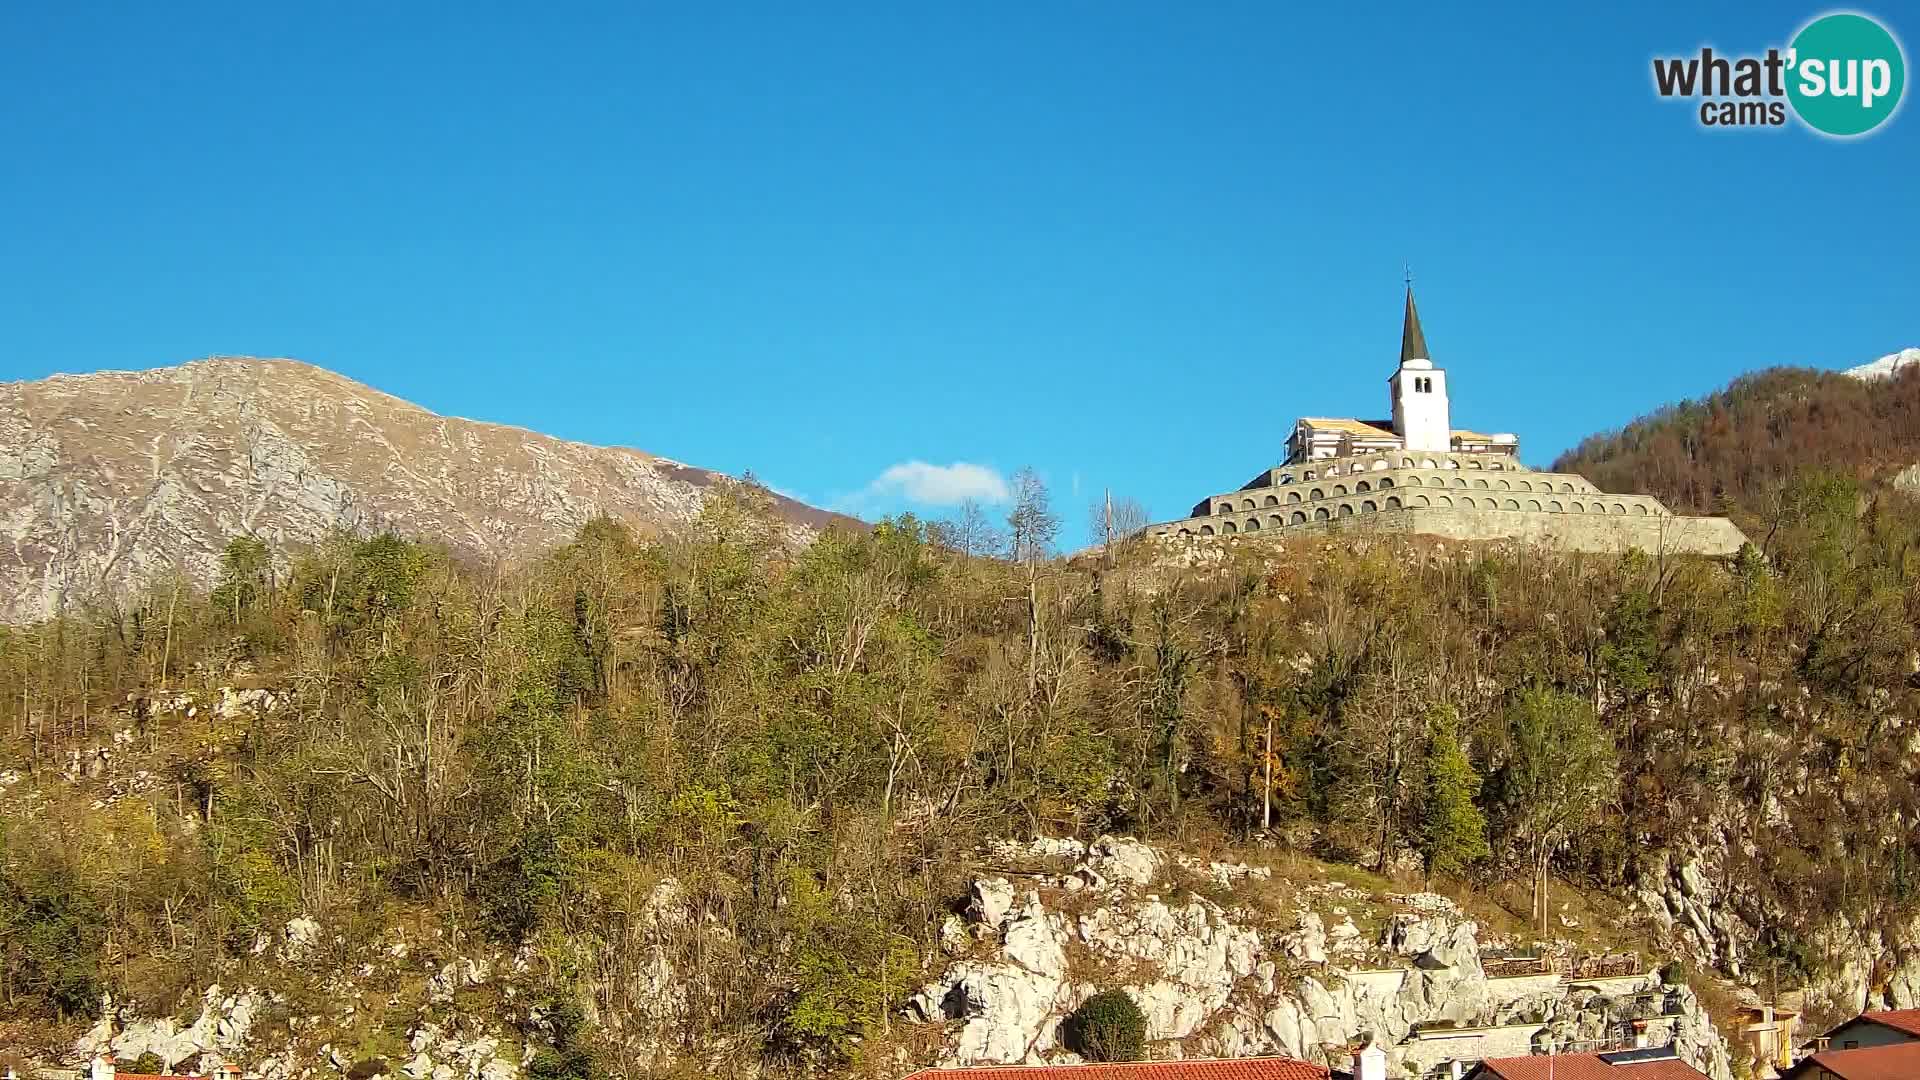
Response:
[1142, 287, 1750, 556]
[1281, 290, 1519, 465]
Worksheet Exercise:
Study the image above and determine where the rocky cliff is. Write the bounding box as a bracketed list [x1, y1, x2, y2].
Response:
[51, 825, 1736, 1080]
[906, 837, 1732, 1079]
[0, 357, 849, 621]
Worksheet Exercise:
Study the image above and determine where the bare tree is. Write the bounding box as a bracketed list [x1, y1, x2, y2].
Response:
[1006, 468, 1059, 698]
[939, 497, 1004, 559]
[1007, 468, 1058, 566]
[1087, 491, 1149, 553]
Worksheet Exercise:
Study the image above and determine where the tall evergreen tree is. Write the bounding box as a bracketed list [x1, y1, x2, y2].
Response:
[1420, 708, 1489, 878]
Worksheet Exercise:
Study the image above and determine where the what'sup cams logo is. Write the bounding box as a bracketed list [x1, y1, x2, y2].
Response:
[1653, 11, 1906, 137]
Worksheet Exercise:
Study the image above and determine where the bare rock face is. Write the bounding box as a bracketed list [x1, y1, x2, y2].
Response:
[910, 891, 1075, 1064]
[1278, 911, 1328, 964]
[0, 357, 852, 620]
[1079, 895, 1263, 1042]
[968, 877, 1018, 931]
[75, 985, 264, 1073]
[907, 835, 1736, 1080]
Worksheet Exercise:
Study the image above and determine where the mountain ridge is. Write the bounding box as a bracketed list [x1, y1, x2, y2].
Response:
[0, 355, 853, 621]
[1550, 348, 1920, 520]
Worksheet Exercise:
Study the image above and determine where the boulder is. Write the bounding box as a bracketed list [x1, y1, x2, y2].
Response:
[1003, 894, 1068, 979]
[1084, 835, 1160, 887]
[284, 916, 322, 960]
[968, 877, 1017, 931]
[1279, 911, 1328, 964]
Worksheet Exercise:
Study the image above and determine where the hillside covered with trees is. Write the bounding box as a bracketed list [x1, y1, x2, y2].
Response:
[3, 373, 1920, 1076]
[1554, 363, 1920, 522]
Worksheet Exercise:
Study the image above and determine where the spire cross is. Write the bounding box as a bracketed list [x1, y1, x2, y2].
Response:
[1404, 264, 1413, 290]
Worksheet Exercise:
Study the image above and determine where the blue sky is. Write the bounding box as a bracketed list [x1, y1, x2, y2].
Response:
[2, 2, 1915, 548]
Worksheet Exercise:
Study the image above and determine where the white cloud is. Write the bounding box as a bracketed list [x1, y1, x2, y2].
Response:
[851, 460, 1011, 508]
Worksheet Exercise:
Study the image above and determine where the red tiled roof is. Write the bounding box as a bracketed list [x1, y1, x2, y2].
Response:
[1794, 1041, 1920, 1079]
[1470, 1053, 1707, 1080]
[900, 1058, 1329, 1080]
[1857, 1008, 1920, 1037]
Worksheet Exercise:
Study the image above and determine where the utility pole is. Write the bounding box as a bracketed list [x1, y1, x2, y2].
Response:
[1262, 708, 1274, 830]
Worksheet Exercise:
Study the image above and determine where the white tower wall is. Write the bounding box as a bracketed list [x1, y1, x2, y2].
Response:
[1391, 361, 1450, 452]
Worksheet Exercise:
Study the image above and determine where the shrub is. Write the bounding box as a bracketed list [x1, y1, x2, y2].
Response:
[1064, 990, 1146, 1063]
[526, 996, 597, 1080]
[0, 842, 108, 1018]
[769, 869, 919, 1063]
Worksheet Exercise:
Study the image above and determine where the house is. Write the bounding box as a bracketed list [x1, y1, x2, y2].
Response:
[1815, 1009, 1920, 1052]
[1731, 1004, 1800, 1073]
[899, 1056, 1330, 1079]
[1464, 1046, 1709, 1079]
[87, 1055, 247, 1080]
[1780, 1040, 1920, 1079]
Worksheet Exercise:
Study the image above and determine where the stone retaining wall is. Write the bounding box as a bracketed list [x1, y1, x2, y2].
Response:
[1151, 505, 1747, 557]
[1150, 449, 1749, 558]
[1321, 507, 1746, 556]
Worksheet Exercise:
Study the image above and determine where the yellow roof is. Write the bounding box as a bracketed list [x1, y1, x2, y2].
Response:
[1298, 417, 1397, 439]
[1451, 429, 1498, 441]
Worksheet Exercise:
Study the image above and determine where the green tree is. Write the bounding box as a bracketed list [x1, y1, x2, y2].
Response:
[1420, 708, 1489, 878]
[1599, 587, 1660, 701]
[211, 535, 272, 629]
[771, 868, 917, 1064]
[0, 821, 107, 1018]
[1500, 688, 1617, 935]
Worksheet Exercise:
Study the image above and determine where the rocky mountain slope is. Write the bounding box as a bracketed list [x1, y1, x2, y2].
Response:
[1844, 347, 1920, 380]
[0, 357, 849, 620]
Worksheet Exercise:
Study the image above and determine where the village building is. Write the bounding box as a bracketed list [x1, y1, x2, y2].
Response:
[1730, 1003, 1800, 1074]
[899, 1057, 1329, 1079]
[1143, 287, 1749, 557]
[1463, 1047, 1709, 1080]
[1780, 1040, 1920, 1079]
[80, 1057, 246, 1080]
[1812, 1008, 1920, 1052]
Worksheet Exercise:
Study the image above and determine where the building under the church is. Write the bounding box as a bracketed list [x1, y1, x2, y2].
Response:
[1143, 289, 1750, 556]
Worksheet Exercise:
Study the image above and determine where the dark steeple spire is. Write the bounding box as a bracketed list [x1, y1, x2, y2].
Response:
[1399, 283, 1431, 364]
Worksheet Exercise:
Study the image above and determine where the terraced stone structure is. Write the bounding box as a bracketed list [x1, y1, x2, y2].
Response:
[1144, 288, 1749, 557]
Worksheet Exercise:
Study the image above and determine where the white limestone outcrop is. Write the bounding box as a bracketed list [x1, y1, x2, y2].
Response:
[75, 986, 264, 1073]
[909, 835, 1734, 1080]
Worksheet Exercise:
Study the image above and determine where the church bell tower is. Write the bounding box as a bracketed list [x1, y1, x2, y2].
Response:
[1389, 284, 1451, 453]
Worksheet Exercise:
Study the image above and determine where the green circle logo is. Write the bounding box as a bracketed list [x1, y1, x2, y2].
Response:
[1787, 12, 1906, 136]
